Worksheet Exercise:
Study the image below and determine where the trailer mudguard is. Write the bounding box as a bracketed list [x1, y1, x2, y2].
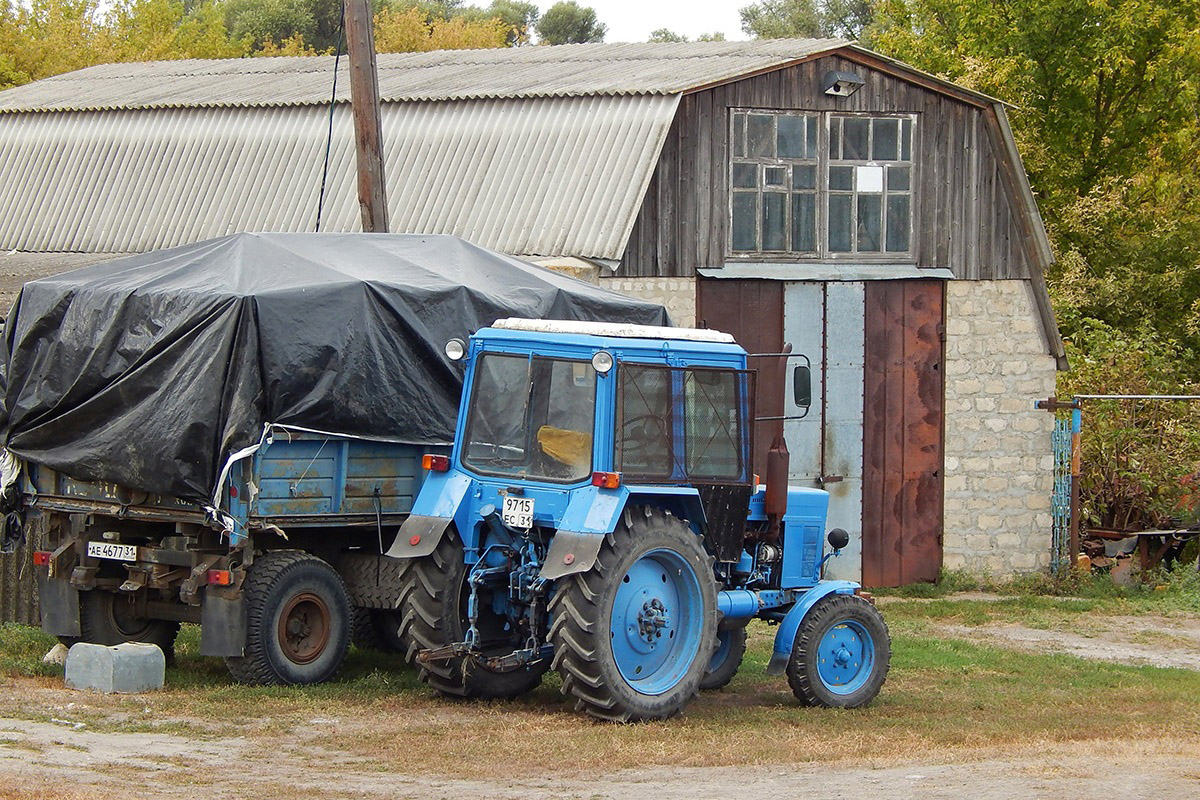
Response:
[766, 580, 860, 676]
[200, 586, 246, 657]
[384, 469, 473, 558]
[36, 573, 80, 637]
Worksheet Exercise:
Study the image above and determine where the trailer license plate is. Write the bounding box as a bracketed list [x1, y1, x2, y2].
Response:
[502, 496, 534, 529]
[86, 542, 139, 562]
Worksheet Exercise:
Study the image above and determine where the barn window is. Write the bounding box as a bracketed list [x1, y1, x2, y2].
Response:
[730, 111, 915, 259]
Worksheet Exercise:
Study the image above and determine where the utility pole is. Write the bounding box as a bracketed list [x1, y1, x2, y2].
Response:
[343, 0, 389, 232]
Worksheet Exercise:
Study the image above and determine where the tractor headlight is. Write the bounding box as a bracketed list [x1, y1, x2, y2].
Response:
[591, 350, 614, 374]
[444, 338, 466, 361]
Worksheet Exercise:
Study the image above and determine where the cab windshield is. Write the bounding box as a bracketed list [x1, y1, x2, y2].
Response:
[462, 353, 597, 483]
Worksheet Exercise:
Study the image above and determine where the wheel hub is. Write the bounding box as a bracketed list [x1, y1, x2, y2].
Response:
[278, 592, 331, 665]
[637, 598, 671, 642]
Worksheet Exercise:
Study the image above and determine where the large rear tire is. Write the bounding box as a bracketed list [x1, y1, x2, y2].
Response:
[786, 594, 890, 708]
[224, 551, 351, 686]
[78, 591, 180, 662]
[549, 506, 717, 722]
[397, 528, 548, 699]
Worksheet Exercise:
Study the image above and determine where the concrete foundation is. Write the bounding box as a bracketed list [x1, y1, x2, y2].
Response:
[65, 642, 165, 693]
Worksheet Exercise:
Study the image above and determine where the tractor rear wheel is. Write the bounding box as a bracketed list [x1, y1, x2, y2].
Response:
[786, 594, 890, 708]
[549, 506, 717, 722]
[397, 527, 547, 699]
[699, 624, 747, 691]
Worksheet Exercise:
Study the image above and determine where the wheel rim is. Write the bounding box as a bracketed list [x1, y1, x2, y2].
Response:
[278, 592, 331, 665]
[816, 619, 874, 695]
[610, 548, 704, 696]
[708, 629, 733, 673]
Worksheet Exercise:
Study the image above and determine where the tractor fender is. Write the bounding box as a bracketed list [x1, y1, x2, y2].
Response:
[538, 531, 606, 580]
[384, 469, 473, 559]
[765, 580, 860, 676]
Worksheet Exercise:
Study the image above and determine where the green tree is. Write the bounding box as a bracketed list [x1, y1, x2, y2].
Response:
[648, 27, 686, 43]
[739, 0, 872, 39]
[458, 0, 538, 45]
[535, 1, 605, 45]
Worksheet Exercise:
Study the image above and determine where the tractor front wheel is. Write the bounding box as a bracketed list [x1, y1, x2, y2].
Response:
[549, 506, 717, 722]
[699, 624, 747, 691]
[786, 593, 890, 708]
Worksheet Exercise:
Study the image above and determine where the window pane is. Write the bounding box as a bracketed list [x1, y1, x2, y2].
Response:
[872, 118, 899, 160]
[829, 117, 840, 159]
[901, 119, 912, 161]
[616, 365, 675, 480]
[777, 114, 806, 158]
[828, 194, 852, 252]
[858, 194, 882, 252]
[791, 193, 816, 252]
[843, 117, 868, 160]
[684, 369, 743, 480]
[762, 192, 786, 251]
[856, 165, 884, 193]
[886, 194, 911, 252]
[732, 162, 757, 189]
[764, 166, 786, 186]
[887, 165, 910, 192]
[731, 112, 746, 158]
[792, 164, 816, 190]
[748, 114, 775, 157]
[732, 192, 757, 251]
[829, 165, 853, 191]
[806, 115, 818, 158]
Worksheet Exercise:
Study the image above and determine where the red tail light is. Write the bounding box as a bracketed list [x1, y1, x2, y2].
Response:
[422, 454, 451, 472]
[591, 471, 621, 489]
[207, 569, 233, 586]
[32, 551, 51, 567]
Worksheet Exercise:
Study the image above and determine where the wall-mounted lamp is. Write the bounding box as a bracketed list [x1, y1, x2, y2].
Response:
[822, 70, 865, 98]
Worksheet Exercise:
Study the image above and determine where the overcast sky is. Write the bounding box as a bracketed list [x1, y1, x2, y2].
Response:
[547, 0, 751, 44]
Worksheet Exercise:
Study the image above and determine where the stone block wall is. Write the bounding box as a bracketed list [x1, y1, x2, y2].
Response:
[598, 276, 696, 327]
[942, 280, 1057, 575]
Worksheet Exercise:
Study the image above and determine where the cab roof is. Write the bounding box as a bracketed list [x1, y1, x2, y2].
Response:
[492, 318, 736, 344]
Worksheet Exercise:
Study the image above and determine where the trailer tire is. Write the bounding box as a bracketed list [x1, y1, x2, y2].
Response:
[699, 625, 747, 691]
[78, 591, 180, 663]
[225, 551, 351, 686]
[351, 607, 406, 654]
[549, 506, 717, 722]
[786, 594, 890, 708]
[398, 527, 547, 699]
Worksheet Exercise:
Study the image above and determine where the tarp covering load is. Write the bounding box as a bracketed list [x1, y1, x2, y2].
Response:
[0, 233, 669, 503]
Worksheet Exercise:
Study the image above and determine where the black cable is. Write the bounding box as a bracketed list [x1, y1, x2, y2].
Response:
[315, 3, 347, 232]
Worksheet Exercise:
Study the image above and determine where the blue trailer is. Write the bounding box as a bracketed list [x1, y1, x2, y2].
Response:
[27, 428, 443, 684]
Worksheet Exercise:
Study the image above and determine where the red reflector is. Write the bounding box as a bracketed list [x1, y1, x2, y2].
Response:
[591, 471, 621, 490]
[229, 485, 238, 498]
[409, 534, 422, 546]
[32, 551, 51, 566]
[422, 454, 451, 472]
[207, 569, 233, 586]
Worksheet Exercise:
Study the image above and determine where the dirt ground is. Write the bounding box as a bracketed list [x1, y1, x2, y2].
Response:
[2, 605, 1199, 799]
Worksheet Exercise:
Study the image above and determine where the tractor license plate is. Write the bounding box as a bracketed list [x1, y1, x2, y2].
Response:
[502, 496, 534, 529]
[86, 542, 139, 562]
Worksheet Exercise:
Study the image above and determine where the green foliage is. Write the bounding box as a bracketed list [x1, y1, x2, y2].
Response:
[535, 1, 605, 45]
[739, 0, 874, 39]
[647, 28, 725, 43]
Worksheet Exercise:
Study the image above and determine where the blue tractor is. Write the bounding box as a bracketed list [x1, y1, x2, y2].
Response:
[387, 319, 890, 721]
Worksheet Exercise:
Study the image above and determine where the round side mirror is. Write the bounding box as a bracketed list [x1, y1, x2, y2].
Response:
[827, 528, 850, 551]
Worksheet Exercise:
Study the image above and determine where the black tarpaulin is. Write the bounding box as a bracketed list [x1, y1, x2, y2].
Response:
[0, 233, 670, 503]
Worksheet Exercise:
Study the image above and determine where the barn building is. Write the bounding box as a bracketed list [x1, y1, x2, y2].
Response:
[0, 40, 1063, 585]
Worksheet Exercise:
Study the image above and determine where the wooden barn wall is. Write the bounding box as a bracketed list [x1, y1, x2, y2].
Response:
[618, 53, 1032, 280]
[0, 540, 39, 626]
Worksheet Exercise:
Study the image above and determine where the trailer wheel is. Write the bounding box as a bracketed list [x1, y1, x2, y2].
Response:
[351, 607, 406, 653]
[549, 507, 717, 722]
[787, 594, 890, 708]
[699, 625, 747, 691]
[225, 551, 351, 686]
[78, 591, 180, 662]
[398, 527, 548, 699]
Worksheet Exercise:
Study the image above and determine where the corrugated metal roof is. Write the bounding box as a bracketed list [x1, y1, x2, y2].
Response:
[0, 94, 677, 259]
[0, 39, 853, 112]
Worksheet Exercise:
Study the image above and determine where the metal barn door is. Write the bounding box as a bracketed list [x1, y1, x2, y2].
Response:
[783, 282, 865, 581]
[862, 280, 945, 586]
[696, 279, 785, 478]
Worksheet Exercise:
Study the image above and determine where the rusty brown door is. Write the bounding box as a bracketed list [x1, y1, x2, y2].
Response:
[862, 280, 945, 586]
[696, 278, 784, 478]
